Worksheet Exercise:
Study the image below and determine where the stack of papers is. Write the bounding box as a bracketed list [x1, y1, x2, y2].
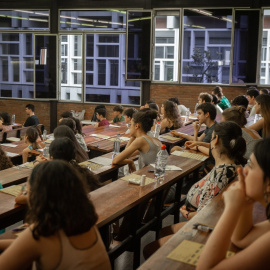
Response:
[5, 152, 19, 157]
[160, 135, 181, 141]
[89, 156, 112, 166]
[0, 185, 22, 197]
[171, 151, 208, 161]
[150, 164, 182, 171]
[1, 143, 18, 147]
[79, 160, 104, 170]
[90, 134, 110, 139]
[120, 174, 156, 185]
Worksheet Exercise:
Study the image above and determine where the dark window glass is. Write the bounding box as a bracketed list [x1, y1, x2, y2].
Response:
[98, 45, 119, 57]
[86, 35, 94, 57]
[98, 60, 106, 85]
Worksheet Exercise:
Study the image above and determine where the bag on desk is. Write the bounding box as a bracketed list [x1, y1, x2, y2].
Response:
[71, 110, 85, 121]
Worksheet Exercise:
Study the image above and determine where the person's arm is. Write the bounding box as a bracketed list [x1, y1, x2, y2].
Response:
[248, 118, 264, 132]
[193, 121, 201, 141]
[22, 148, 30, 163]
[160, 118, 169, 134]
[170, 130, 194, 141]
[180, 205, 196, 220]
[185, 141, 209, 155]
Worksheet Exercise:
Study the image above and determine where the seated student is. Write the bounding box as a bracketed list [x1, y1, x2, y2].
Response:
[197, 139, 270, 270]
[212, 86, 231, 110]
[246, 87, 260, 117]
[94, 108, 109, 128]
[171, 102, 217, 143]
[123, 108, 138, 134]
[59, 111, 72, 123]
[54, 125, 89, 163]
[59, 118, 88, 152]
[198, 92, 212, 104]
[0, 112, 12, 132]
[143, 121, 246, 259]
[168, 97, 189, 116]
[249, 94, 270, 138]
[160, 100, 183, 134]
[231, 95, 249, 109]
[110, 105, 125, 123]
[112, 109, 161, 171]
[211, 94, 223, 117]
[0, 160, 111, 270]
[140, 100, 155, 110]
[260, 88, 269, 95]
[0, 146, 13, 172]
[92, 105, 106, 122]
[22, 127, 41, 163]
[24, 104, 39, 127]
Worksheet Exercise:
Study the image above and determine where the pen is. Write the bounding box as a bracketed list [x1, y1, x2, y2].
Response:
[193, 223, 214, 233]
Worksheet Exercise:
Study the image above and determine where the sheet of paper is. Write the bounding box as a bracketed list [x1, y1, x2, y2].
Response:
[171, 150, 208, 161]
[90, 156, 112, 166]
[79, 161, 104, 170]
[189, 116, 198, 120]
[20, 162, 35, 169]
[0, 185, 22, 197]
[109, 124, 120, 128]
[120, 174, 156, 185]
[1, 143, 18, 147]
[81, 120, 96, 125]
[90, 134, 111, 139]
[6, 137, 20, 142]
[167, 240, 235, 266]
[160, 135, 181, 141]
[108, 137, 130, 142]
[5, 151, 19, 157]
[150, 164, 182, 171]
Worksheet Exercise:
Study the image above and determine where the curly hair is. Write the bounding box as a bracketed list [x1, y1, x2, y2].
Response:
[0, 112, 11, 125]
[163, 100, 183, 129]
[26, 160, 98, 240]
[0, 146, 13, 171]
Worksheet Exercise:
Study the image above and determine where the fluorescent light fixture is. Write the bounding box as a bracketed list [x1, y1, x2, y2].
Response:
[14, 10, 34, 14]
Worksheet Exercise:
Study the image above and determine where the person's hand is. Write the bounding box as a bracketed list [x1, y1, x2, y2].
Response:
[193, 121, 201, 133]
[36, 155, 47, 163]
[140, 106, 145, 110]
[128, 161, 136, 173]
[170, 130, 179, 137]
[180, 205, 190, 220]
[171, 146, 183, 153]
[185, 141, 197, 150]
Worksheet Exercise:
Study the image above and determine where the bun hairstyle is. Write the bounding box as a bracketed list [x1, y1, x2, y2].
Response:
[222, 106, 247, 127]
[253, 139, 270, 219]
[214, 121, 247, 165]
[133, 109, 157, 132]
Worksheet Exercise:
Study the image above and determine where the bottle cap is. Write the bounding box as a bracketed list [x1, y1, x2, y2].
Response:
[161, 144, 166, 150]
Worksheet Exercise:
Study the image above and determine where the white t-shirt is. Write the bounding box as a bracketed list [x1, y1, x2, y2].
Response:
[177, 104, 189, 116]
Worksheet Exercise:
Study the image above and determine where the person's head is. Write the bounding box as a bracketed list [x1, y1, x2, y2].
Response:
[123, 108, 138, 123]
[161, 100, 183, 129]
[255, 94, 270, 138]
[212, 86, 223, 99]
[49, 137, 76, 161]
[0, 145, 13, 170]
[26, 160, 98, 239]
[198, 93, 212, 104]
[25, 104, 35, 115]
[211, 121, 246, 165]
[96, 108, 106, 120]
[59, 111, 72, 122]
[53, 125, 88, 163]
[196, 103, 217, 123]
[131, 109, 157, 135]
[222, 107, 247, 127]
[24, 127, 39, 146]
[231, 95, 249, 109]
[0, 112, 11, 125]
[260, 88, 269, 95]
[72, 117, 83, 135]
[211, 94, 218, 105]
[144, 100, 155, 108]
[246, 88, 260, 105]
[148, 103, 159, 112]
[243, 139, 270, 218]
[113, 105, 124, 117]
[59, 118, 76, 133]
[168, 97, 180, 105]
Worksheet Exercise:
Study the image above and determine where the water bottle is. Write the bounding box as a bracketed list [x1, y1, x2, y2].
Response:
[154, 144, 169, 182]
[154, 122, 161, 138]
[43, 143, 50, 159]
[185, 108, 191, 122]
[11, 113, 15, 124]
[194, 103, 199, 115]
[112, 133, 121, 158]
[43, 129, 47, 141]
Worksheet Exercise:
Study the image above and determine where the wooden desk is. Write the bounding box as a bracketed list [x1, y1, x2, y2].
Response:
[0, 167, 31, 188]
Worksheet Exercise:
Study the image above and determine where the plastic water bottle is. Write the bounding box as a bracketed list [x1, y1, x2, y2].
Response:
[154, 144, 169, 182]
[112, 133, 121, 158]
[185, 108, 191, 122]
[43, 129, 47, 141]
[194, 103, 199, 115]
[154, 122, 161, 138]
[11, 113, 15, 124]
[43, 143, 50, 159]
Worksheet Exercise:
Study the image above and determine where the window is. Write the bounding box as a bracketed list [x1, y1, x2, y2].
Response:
[181, 9, 232, 84]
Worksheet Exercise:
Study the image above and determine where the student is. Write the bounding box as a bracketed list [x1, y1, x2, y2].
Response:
[249, 94, 270, 138]
[197, 139, 270, 270]
[94, 108, 109, 127]
[111, 105, 125, 123]
[0, 146, 13, 171]
[212, 86, 231, 110]
[260, 88, 269, 95]
[168, 97, 189, 116]
[54, 125, 88, 163]
[140, 100, 155, 110]
[91, 105, 106, 122]
[171, 103, 217, 143]
[112, 109, 161, 171]
[231, 95, 249, 109]
[211, 94, 223, 117]
[24, 104, 39, 127]
[0, 112, 12, 132]
[246, 88, 260, 117]
[160, 100, 183, 134]
[123, 108, 138, 134]
[143, 121, 246, 259]
[59, 111, 72, 123]
[198, 92, 212, 104]
[22, 127, 41, 163]
[0, 160, 111, 270]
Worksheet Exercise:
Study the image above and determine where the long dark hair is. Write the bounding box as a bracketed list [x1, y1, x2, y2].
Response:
[49, 138, 103, 191]
[255, 94, 270, 138]
[0, 112, 11, 125]
[27, 160, 98, 239]
[26, 127, 39, 150]
[163, 100, 183, 129]
[253, 139, 270, 219]
[53, 125, 88, 163]
[214, 121, 246, 165]
[0, 146, 13, 170]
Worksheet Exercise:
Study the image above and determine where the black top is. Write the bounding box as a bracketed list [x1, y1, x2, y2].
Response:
[24, 115, 39, 127]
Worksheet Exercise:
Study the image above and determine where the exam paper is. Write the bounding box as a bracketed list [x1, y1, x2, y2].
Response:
[150, 164, 182, 171]
[1, 143, 18, 147]
[90, 156, 112, 166]
[5, 152, 18, 157]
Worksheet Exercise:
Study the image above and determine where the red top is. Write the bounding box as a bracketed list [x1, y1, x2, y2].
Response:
[98, 119, 110, 127]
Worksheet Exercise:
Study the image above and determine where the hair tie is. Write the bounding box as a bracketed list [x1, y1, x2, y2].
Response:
[230, 139, 236, 148]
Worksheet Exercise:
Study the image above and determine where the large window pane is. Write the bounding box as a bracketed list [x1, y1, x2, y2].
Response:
[260, 10, 270, 85]
[0, 10, 49, 30]
[60, 34, 83, 101]
[0, 33, 34, 98]
[153, 13, 179, 82]
[182, 9, 232, 84]
[232, 10, 260, 83]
